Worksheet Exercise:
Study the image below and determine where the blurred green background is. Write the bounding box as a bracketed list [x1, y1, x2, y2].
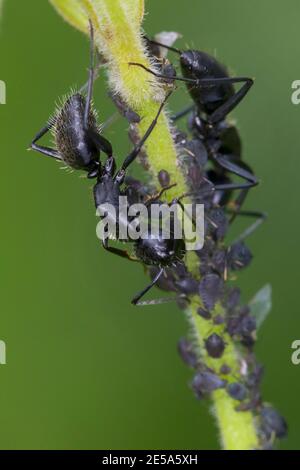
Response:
[0, 0, 299, 450]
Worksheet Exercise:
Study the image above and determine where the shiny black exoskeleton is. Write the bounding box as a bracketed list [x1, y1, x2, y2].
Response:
[132, 39, 267, 238]
[130, 42, 258, 198]
[29, 21, 112, 179]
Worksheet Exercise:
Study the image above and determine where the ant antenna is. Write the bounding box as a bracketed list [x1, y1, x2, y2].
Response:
[145, 37, 182, 55]
[84, 19, 95, 126]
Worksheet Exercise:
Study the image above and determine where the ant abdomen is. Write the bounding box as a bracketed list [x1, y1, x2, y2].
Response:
[55, 93, 99, 171]
[30, 22, 113, 179]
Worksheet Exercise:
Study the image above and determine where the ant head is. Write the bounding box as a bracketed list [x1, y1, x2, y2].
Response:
[180, 50, 212, 78]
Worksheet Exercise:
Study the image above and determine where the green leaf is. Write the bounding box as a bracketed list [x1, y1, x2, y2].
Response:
[249, 284, 272, 329]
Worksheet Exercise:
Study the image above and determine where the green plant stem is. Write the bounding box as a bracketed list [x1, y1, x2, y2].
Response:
[50, 0, 260, 450]
[186, 297, 258, 449]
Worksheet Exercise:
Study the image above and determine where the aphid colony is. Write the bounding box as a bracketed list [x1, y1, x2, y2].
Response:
[29, 22, 286, 448]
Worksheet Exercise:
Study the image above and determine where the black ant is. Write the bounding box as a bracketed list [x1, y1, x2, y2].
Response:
[92, 92, 189, 306]
[130, 40, 258, 196]
[92, 95, 244, 306]
[28, 21, 193, 306]
[29, 21, 113, 179]
[131, 39, 266, 238]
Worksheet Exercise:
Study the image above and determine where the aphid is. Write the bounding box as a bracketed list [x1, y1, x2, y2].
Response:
[192, 370, 227, 398]
[220, 364, 231, 375]
[227, 382, 248, 401]
[227, 309, 256, 343]
[199, 273, 224, 312]
[260, 406, 288, 440]
[197, 307, 211, 320]
[236, 385, 262, 412]
[177, 338, 198, 368]
[213, 315, 225, 325]
[236, 361, 264, 412]
[235, 311, 257, 347]
[208, 208, 229, 241]
[239, 315, 257, 337]
[227, 241, 253, 271]
[246, 363, 264, 390]
[29, 21, 113, 179]
[226, 287, 241, 312]
[211, 249, 228, 278]
[174, 276, 198, 295]
[149, 264, 197, 300]
[158, 169, 171, 188]
[184, 138, 208, 168]
[204, 333, 225, 358]
[110, 92, 141, 123]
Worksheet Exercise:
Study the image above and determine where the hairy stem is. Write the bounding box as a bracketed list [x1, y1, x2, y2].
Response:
[50, 0, 260, 450]
[187, 298, 258, 449]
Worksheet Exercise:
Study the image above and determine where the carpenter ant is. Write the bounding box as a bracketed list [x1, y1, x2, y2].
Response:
[129, 40, 265, 241]
[130, 41, 258, 193]
[29, 21, 113, 179]
[93, 91, 190, 306]
[132, 40, 268, 241]
[94, 91, 251, 307]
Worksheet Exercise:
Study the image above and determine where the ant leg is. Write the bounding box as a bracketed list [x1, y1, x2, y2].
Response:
[131, 267, 164, 305]
[171, 104, 195, 122]
[79, 50, 103, 95]
[214, 182, 255, 191]
[227, 210, 267, 243]
[212, 154, 258, 187]
[219, 160, 255, 221]
[209, 79, 253, 124]
[102, 239, 139, 262]
[145, 183, 177, 206]
[84, 20, 95, 129]
[121, 91, 172, 171]
[227, 188, 250, 223]
[89, 130, 113, 157]
[171, 198, 197, 230]
[29, 120, 62, 160]
[130, 63, 251, 89]
[82, 22, 114, 158]
[178, 181, 256, 202]
[129, 63, 253, 121]
[134, 296, 177, 306]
